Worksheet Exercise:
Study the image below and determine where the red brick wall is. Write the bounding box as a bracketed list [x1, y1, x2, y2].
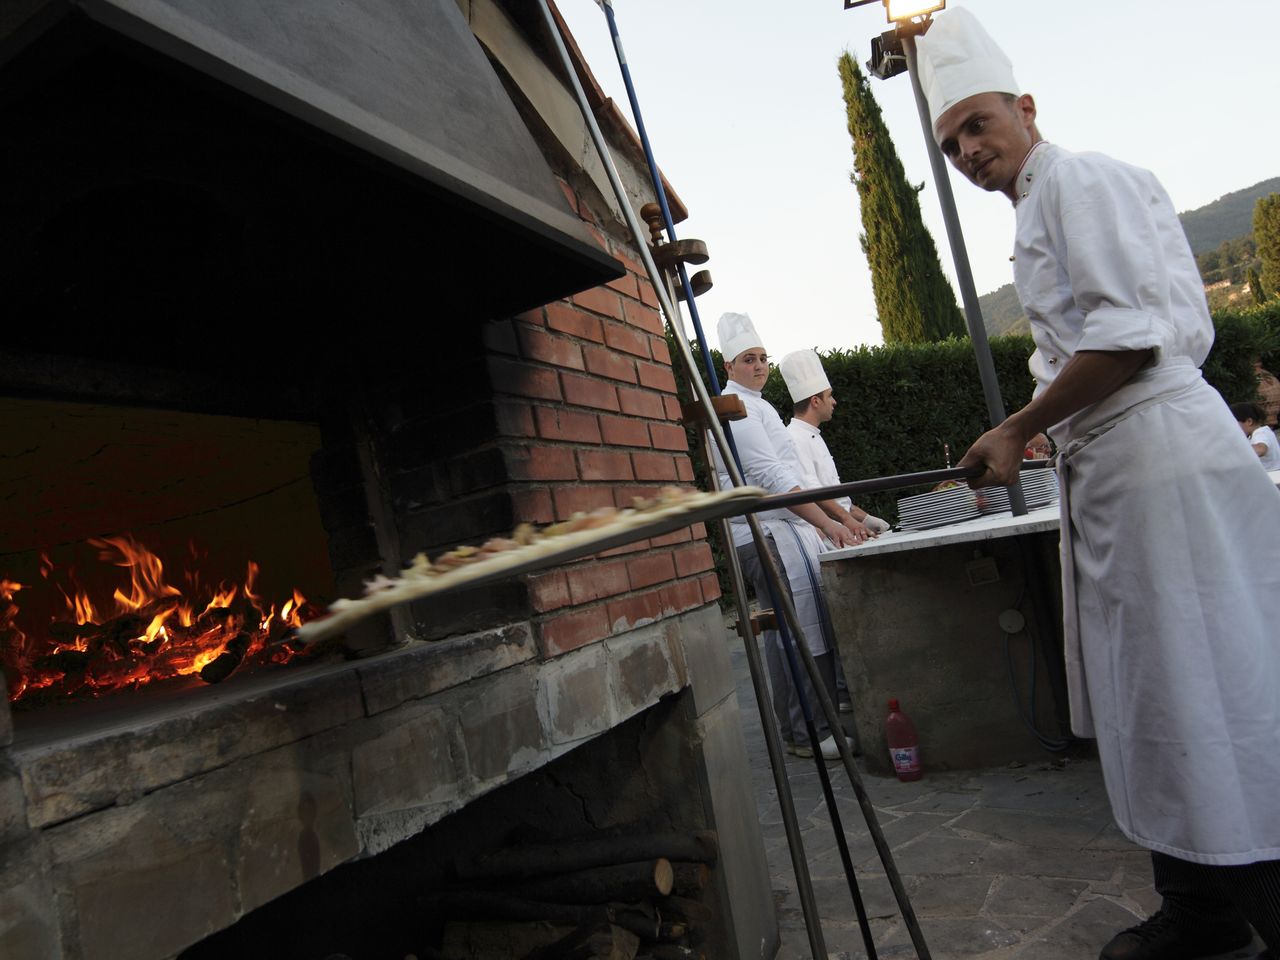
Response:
[489, 183, 720, 658]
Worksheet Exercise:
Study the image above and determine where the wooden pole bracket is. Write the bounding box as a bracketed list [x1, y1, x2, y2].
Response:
[675, 269, 713, 300]
[652, 238, 709, 270]
[738, 609, 778, 637]
[679, 394, 746, 428]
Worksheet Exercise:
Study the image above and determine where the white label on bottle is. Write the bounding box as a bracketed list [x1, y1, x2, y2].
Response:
[891, 746, 921, 774]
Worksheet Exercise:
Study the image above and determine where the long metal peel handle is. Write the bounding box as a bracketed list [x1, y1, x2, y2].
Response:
[743, 460, 1054, 514]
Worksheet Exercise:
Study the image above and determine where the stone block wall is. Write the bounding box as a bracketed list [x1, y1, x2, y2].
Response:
[0, 604, 776, 960]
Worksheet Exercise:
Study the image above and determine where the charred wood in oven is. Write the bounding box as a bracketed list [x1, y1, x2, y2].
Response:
[46, 620, 101, 643]
[455, 831, 717, 882]
[197, 601, 264, 634]
[48, 602, 175, 655]
[32, 649, 93, 674]
[79, 613, 151, 655]
[501, 859, 674, 905]
[198, 632, 251, 684]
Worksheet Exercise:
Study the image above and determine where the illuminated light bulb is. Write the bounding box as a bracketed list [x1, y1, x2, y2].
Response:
[885, 0, 945, 22]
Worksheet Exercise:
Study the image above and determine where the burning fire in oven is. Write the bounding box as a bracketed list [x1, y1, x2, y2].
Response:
[1, 535, 321, 704]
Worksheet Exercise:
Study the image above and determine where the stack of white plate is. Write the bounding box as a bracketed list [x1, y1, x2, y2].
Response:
[975, 469, 1060, 515]
[896, 485, 980, 530]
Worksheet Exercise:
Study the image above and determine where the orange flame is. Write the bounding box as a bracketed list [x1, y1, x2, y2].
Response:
[1, 538, 318, 704]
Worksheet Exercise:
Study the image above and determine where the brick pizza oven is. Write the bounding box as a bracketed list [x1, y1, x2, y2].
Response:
[0, 1, 777, 957]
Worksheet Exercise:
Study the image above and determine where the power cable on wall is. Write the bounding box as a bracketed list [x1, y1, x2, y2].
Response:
[999, 590, 1072, 753]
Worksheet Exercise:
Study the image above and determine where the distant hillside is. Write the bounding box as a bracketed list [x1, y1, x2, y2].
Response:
[978, 283, 1028, 337]
[1180, 177, 1280, 254]
[979, 176, 1280, 336]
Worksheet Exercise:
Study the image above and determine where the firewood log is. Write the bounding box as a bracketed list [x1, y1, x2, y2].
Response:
[653, 896, 712, 924]
[523, 923, 639, 960]
[603, 902, 659, 940]
[198, 631, 251, 684]
[456, 832, 717, 881]
[503, 859, 673, 904]
[652, 922, 687, 941]
[643, 946, 702, 960]
[441, 922, 638, 960]
[441, 920, 569, 960]
[667, 863, 709, 896]
[440, 892, 610, 927]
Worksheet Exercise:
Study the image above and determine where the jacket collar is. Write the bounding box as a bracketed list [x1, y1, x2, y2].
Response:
[1012, 139, 1051, 207]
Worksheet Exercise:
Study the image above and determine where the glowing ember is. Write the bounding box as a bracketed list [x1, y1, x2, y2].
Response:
[1, 536, 320, 704]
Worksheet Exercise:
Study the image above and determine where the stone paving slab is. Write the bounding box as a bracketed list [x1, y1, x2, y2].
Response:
[726, 632, 1270, 960]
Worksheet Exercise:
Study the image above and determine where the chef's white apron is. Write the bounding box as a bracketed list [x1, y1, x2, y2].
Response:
[1054, 358, 1280, 865]
[763, 517, 831, 658]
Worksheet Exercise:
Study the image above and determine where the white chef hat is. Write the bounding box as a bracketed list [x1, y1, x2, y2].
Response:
[779, 350, 831, 403]
[717, 312, 764, 362]
[916, 6, 1019, 137]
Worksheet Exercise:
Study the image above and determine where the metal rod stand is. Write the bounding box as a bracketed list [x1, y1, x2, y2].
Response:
[900, 31, 1027, 517]
[538, 4, 933, 955]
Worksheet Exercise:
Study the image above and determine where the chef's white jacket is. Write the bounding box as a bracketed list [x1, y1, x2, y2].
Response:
[712, 380, 833, 657]
[1015, 142, 1280, 865]
[713, 381, 805, 549]
[786, 418, 853, 513]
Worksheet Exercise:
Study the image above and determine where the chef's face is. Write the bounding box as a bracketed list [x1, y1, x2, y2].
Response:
[725, 348, 770, 391]
[935, 92, 1038, 201]
[814, 389, 836, 424]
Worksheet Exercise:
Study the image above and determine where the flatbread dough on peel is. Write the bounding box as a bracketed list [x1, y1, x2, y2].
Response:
[297, 485, 763, 645]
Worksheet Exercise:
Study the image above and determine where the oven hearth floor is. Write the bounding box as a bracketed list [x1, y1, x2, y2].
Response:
[727, 633, 1270, 960]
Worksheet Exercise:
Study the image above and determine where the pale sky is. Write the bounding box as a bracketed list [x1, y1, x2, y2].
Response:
[557, 0, 1280, 357]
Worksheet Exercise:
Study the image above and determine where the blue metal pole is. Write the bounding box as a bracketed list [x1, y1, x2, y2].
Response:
[599, 0, 723, 395]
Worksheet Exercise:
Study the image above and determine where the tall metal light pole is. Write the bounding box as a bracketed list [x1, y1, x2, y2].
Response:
[847, 0, 1027, 514]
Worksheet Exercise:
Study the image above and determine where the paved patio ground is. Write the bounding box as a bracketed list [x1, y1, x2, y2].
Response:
[726, 633, 1269, 960]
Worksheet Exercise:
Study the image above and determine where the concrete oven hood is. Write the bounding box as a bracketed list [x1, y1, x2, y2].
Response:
[0, 0, 624, 369]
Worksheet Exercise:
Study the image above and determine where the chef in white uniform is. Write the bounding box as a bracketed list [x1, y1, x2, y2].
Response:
[713, 313, 857, 761]
[780, 349, 891, 537]
[780, 349, 889, 721]
[919, 9, 1280, 959]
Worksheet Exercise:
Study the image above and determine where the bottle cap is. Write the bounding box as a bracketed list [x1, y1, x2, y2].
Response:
[888, 698, 900, 712]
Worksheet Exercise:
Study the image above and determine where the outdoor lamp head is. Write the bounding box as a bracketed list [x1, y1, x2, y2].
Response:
[867, 30, 908, 80]
[884, 0, 945, 23]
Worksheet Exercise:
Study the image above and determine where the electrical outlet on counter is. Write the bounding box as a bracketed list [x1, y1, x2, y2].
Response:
[965, 552, 1000, 586]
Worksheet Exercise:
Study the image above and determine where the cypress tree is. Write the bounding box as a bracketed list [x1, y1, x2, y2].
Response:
[1247, 267, 1267, 306]
[1255, 194, 1280, 300]
[838, 51, 966, 344]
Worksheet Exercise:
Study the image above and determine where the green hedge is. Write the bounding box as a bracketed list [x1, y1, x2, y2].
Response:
[1201, 300, 1280, 402]
[673, 300, 1280, 602]
[679, 335, 1038, 525]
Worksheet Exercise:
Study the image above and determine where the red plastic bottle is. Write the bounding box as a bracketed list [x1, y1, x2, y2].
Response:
[886, 698, 923, 781]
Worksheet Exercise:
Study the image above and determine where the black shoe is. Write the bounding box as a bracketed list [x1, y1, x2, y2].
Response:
[1098, 909, 1253, 960]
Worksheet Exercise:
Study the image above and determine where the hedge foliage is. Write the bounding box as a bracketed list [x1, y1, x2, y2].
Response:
[673, 299, 1280, 602]
[679, 336, 1036, 524]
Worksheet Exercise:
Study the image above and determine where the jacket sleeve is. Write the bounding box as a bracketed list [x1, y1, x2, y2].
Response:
[1049, 158, 1178, 361]
[731, 408, 803, 495]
